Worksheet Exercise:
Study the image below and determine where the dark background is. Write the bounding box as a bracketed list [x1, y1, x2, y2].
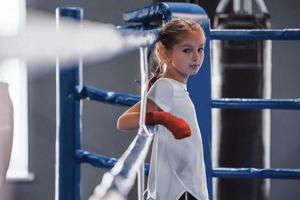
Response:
[1, 0, 299, 199]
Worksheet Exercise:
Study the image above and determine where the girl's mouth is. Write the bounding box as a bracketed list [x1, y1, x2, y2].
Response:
[189, 65, 199, 69]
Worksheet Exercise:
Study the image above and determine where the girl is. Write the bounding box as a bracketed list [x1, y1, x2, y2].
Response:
[117, 18, 209, 200]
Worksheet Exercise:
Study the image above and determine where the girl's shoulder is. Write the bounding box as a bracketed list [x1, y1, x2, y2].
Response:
[151, 77, 175, 90]
[156, 77, 187, 91]
[156, 77, 175, 84]
[148, 77, 175, 99]
[147, 78, 175, 112]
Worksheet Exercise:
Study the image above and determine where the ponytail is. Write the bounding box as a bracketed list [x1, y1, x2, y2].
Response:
[147, 44, 164, 91]
[147, 64, 163, 91]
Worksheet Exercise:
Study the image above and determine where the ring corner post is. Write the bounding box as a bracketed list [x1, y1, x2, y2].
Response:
[55, 7, 83, 200]
[194, 15, 214, 200]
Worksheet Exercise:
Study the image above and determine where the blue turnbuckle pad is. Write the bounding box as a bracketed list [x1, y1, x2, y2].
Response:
[123, 2, 208, 25]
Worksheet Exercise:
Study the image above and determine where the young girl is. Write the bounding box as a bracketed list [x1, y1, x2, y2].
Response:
[117, 18, 209, 200]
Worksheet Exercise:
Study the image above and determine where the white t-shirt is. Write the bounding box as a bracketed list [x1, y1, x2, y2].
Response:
[146, 78, 209, 200]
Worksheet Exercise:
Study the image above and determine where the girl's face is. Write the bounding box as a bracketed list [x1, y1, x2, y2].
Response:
[164, 30, 205, 82]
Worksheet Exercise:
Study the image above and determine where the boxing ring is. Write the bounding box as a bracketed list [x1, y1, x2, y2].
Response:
[55, 3, 300, 200]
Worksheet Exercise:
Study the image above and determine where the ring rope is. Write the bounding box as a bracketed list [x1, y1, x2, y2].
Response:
[213, 167, 300, 179]
[79, 86, 300, 110]
[80, 86, 140, 107]
[76, 149, 300, 180]
[212, 98, 300, 110]
[211, 29, 300, 40]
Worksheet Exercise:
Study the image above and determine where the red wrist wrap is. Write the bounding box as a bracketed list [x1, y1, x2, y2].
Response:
[146, 111, 191, 139]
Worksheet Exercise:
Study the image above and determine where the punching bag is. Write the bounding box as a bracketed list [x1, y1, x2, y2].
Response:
[0, 82, 14, 186]
[212, 1, 271, 200]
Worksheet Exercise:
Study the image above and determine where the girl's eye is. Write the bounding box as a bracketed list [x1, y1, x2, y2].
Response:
[182, 49, 191, 53]
[198, 48, 204, 53]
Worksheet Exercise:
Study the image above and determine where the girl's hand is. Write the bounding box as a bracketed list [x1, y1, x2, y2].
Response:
[146, 111, 191, 139]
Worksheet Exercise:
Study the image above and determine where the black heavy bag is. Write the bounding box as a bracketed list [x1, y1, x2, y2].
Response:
[213, 8, 271, 200]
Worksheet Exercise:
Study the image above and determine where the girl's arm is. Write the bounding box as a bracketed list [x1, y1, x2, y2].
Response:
[117, 99, 161, 131]
[117, 98, 192, 139]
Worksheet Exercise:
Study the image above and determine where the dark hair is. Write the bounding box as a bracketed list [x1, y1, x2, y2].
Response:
[148, 18, 206, 90]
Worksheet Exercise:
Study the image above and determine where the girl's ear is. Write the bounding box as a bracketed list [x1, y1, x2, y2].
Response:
[157, 43, 171, 65]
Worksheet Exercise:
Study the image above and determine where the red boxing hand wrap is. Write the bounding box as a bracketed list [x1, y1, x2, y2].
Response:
[146, 111, 191, 139]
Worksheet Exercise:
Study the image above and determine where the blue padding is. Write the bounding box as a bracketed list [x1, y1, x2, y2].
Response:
[76, 150, 150, 176]
[123, 2, 207, 24]
[213, 167, 300, 179]
[211, 29, 300, 40]
[123, 3, 171, 23]
[212, 98, 300, 110]
[80, 86, 140, 107]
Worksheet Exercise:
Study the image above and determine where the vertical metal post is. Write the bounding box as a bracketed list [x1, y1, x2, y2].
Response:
[55, 7, 83, 200]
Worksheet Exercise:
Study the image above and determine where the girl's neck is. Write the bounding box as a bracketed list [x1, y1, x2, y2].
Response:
[162, 67, 189, 84]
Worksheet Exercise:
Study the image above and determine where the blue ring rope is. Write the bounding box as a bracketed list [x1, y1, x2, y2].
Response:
[79, 86, 300, 110]
[80, 86, 140, 107]
[213, 167, 300, 180]
[76, 150, 150, 175]
[212, 98, 300, 110]
[76, 151, 300, 180]
[211, 29, 300, 40]
[76, 150, 117, 169]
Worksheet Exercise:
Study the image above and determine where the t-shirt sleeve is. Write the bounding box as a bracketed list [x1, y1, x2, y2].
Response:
[147, 79, 174, 112]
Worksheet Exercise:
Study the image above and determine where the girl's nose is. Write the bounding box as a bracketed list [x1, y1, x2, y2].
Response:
[192, 51, 200, 61]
